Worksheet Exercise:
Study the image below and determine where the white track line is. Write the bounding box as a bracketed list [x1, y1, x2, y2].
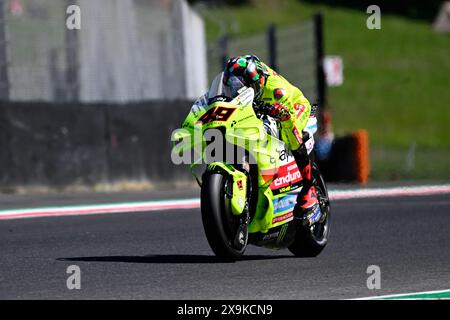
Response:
[0, 184, 449, 220]
[329, 185, 450, 200]
[0, 198, 200, 220]
[352, 288, 450, 300]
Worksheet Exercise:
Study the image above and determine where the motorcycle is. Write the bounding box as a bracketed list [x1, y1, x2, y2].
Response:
[172, 73, 330, 261]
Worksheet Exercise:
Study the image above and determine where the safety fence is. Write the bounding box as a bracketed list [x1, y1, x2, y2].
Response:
[207, 14, 325, 107]
[0, 0, 207, 103]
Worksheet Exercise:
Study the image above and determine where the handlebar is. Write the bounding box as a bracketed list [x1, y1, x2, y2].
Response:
[252, 101, 272, 118]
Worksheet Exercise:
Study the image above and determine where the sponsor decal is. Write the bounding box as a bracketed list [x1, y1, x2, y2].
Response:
[294, 103, 306, 118]
[236, 180, 243, 191]
[262, 232, 279, 241]
[273, 88, 286, 101]
[277, 223, 289, 243]
[267, 160, 302, 191]
[272, 212, 294, 224]
[307, 205, 322, 224]
[273, 171, 301, 187]
[273, 195, 297, 214]
[276, 186, 292, 194]
[292, 127, 303, 144]
[304, 135, 315, 155]
[232, 87, 254, 106]
[237, 115, 254, 123]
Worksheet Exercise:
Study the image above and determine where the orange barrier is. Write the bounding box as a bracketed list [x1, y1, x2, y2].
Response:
[352, 129, 370, 184]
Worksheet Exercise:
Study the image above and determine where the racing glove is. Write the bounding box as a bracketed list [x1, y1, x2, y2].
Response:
[267, 102, 291, 121]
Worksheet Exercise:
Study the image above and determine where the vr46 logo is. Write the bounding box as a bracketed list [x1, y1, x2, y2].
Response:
[196, 106, 236, 125]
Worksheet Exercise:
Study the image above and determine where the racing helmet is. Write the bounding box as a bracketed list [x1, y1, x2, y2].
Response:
[222, 55, 268, 100]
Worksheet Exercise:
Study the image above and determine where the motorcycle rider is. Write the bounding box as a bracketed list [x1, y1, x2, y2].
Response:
[222, 54, 321, 224]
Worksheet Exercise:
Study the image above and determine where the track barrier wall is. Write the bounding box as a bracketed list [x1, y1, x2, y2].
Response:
[0, 100, 192, 190]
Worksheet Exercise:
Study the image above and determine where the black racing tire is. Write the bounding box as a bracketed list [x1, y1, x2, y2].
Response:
[288, 163, 331, 257]
[201, 172, 246, 261]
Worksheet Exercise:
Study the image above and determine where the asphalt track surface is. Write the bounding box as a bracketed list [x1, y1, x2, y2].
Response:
[0, 192, 449, 299]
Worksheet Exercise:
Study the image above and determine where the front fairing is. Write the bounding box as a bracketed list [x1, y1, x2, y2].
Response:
[173, 77, 299, 192]
[171, 81, 305, 235]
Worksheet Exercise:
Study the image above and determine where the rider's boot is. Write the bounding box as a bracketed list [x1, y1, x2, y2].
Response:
[292, 145, 322, 226]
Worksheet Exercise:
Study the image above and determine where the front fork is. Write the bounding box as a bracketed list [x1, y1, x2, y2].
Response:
[233, 203, 250, 249]
[207, 162, 251, 250]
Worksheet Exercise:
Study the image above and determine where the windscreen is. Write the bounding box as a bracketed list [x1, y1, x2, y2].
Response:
[207, 72, 245, 100]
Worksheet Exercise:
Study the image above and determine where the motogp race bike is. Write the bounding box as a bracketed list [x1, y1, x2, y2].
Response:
[172, 73, 330, 261]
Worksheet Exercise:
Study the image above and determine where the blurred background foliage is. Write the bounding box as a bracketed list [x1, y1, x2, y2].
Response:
[192, 0, 450, 181]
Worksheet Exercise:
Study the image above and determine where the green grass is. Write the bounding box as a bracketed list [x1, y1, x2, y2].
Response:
[370, 145, 450, 181]
[196, 0, 450, 180]
[323, 9, 450, 149]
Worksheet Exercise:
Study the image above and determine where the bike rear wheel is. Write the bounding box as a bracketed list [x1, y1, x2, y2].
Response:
[288, 163, 331, 257]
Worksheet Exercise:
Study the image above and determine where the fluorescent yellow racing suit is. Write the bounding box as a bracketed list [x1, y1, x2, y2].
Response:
[259, 62, 312, 151]
[257, 62, 321, 217]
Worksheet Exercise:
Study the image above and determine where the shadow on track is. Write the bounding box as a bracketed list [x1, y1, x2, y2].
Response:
[57, 254, 293, 264]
